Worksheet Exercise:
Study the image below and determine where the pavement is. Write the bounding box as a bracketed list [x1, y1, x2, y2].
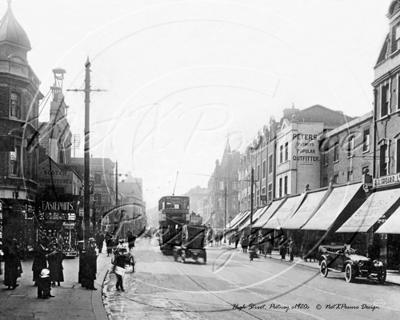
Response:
[0, 249, 111, 320]
[222, 243, 400, 286]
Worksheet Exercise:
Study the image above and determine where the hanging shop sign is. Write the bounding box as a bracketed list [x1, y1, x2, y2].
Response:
[373, 173, 400, 188]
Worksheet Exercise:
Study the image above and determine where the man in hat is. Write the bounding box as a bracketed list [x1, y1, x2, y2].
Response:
[85, 238, 98, 290]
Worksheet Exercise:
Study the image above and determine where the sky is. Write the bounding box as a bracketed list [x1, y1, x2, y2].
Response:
[4, 0, 393, 209]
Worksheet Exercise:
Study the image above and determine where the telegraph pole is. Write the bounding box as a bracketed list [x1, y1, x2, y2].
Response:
[249, 168, 254, 236]
[67, 57, 105, 247]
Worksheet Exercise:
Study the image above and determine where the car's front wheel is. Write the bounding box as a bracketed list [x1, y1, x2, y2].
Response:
[320, 260, 329, 277]
[377, 269, 386, 284]
[345, 264, 355, 283]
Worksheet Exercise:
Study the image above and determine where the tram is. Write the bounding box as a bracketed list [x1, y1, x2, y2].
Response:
[158, 196, 190, 254]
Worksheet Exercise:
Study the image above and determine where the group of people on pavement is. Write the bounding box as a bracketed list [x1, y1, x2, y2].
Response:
[231, 231, 297, 262]
[31, 234, 66, 298]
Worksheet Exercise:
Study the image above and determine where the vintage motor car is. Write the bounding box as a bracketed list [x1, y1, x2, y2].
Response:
[173, 224, 207, 264]
[319, 244, 386, 284]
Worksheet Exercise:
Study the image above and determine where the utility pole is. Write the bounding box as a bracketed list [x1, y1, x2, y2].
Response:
[224, 184, 227, 243]
[67, 57, 105, 247]
[115, 161, 119, 235]
[249, 168, 254, 236]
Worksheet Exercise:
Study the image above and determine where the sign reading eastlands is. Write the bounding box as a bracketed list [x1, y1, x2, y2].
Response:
[373, 173, 400, 188]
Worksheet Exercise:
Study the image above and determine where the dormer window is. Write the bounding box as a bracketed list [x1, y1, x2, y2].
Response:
[10, 92, 21, 119]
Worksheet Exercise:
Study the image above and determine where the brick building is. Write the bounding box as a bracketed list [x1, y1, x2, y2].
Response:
[0, 3, 43, 246]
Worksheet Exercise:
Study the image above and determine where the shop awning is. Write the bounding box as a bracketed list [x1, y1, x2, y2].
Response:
[226, 212, 245, 230]
[337, 188, 400, 233]
[263, 194, 305, 229]
[230, 211, 250, 230]
[281, 189, 328, 230]
[302, 183, 363, 231]
[252, 198, 286, 228]
[376, 205, 400, 234]
[239, 205, 269, 231]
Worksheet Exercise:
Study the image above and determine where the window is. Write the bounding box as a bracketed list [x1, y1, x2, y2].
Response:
[285, 142, 288, 161]
[323, 142, 329, 165]
[284, 176, 288, 195]
[256, 190, 260, 206]
[219, 181, 224, 191]
[397, 139, 400, 173]
[333, 142, 339, 162]
[94, 193, 102, 205]
[257, 164, 260, 180]
[262, 160, 266, 178]
[10, 92, 21, 119]
[348, 136, 355, 157]
[94, 173, 102, 184]
[381, 83, 389, 118]
[267, 183, 272, 201]
[379, 144, 388, 177]
[347, 171, 353, 182]
[363, 129, 370, 152]
[333, 174, 339, 184]
[322, 176, 328, 187]
[268, 154, 273, 174]
[280, 145, 283, 163]
[9, 146, 20, 176]
[393, 24, 400, 52]
[279, 178, 282, 198]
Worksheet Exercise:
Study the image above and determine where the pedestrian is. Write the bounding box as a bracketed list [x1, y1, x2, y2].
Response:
[37, 268, 54, 299]
[48, 245, 65, 287]
[241, 233, 248, 253]
[235, 232, 240, 249]
[288, 237, 295, 262]
[95, 231, 105, 254]
[248, 234, 258, 261]
[56, 231, 64, 251]
[32, 237, 49, 286]
[3, 238, 22, 290]
[266, 235, 273, 257]
[106, 234, 113, 257]
[279, 236, 287, 260]
[207, 229, 213, 247]
[127, 230, 136, 251]
[85, 237, 98, 290]
[113, 248, 129, 292]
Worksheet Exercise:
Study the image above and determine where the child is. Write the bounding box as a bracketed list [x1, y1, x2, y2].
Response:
[37, 268, 54, 299]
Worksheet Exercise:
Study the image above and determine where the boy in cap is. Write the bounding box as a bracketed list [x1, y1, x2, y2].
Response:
[37, 268, 54, 299]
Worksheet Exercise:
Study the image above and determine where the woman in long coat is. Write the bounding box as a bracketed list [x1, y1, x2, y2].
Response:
[85, 238, 98, 290]
[48, 246, 66, 286]
[32, 239, 48, 285]
[279, 236, 287, 260]
[3, 239, 22, 290]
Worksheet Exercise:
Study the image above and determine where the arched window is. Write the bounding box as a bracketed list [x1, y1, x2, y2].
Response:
[10, 92, 21, 119]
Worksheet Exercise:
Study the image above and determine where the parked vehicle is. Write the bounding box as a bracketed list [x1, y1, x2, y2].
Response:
[319, 244, 386, 284]
[173, 224, 207, 264]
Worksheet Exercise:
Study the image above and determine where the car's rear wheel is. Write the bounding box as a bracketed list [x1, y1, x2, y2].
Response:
[377, 269, 386, 284]
[345, 264, 355, 283]
[320, 260, 329, 277]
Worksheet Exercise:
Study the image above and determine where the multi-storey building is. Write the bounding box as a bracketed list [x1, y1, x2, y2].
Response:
[0, 3, 43, 246]
[238, 105, 354, 213]
[200, 141, 240, 229]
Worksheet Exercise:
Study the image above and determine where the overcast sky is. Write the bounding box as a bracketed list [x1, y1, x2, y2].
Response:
[5, 0, 392, 209]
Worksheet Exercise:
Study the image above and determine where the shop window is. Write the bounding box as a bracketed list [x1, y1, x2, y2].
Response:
[363, 129, 370, 152]
[10, 92, 21, 119]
